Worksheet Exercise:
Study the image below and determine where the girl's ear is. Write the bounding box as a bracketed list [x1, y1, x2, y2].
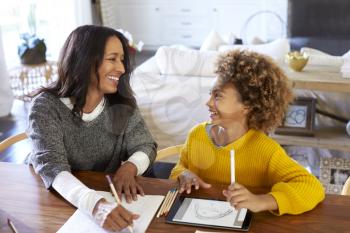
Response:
[243, 106, 250, 116]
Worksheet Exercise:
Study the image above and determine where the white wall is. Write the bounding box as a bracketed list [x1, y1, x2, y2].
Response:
[0, 27, 13, 117]
[102, 0, 287, 49]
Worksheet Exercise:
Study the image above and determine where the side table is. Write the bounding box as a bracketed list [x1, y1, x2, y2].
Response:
[8, 61, 57, 101]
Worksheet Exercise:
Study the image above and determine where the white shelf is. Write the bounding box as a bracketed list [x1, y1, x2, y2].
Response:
[283, 65, 350, 93]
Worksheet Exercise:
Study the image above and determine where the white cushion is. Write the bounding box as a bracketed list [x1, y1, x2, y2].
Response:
[250, 36, 265, 45]
[133, 56, 160, 75]
[133, 44, 190, 75]
[222, 32, 236, 45]
[155, 46, 219, 77]
[169, 44, 191, 51]
[200, 30, 227, 51]
[218, 38, 290, 61]
[301, 47, 344, 68]
[301, 47, 330, 56]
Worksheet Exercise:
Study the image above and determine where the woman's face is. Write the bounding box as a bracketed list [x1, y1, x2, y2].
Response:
[206, 80, 249, 128]
[92, 36, 125, 95]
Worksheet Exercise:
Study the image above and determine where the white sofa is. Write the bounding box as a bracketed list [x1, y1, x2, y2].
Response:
[131, 44, 350, 176]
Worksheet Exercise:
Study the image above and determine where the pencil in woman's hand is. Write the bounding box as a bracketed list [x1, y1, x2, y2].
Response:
[105, 175, 134, 233]
[105, 175, 121, 203]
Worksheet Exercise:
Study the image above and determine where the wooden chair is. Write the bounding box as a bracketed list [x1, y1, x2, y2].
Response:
[0, 132, 28, 153]
[341, 176, 350, 195]
[156, 144, 183, 162]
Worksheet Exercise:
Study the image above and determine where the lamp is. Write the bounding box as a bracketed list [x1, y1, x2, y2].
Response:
[240, 10, 287, 44]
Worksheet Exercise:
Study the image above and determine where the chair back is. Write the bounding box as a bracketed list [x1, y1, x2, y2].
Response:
[0, 132, 28, 153]
[156, 144, 183, 162]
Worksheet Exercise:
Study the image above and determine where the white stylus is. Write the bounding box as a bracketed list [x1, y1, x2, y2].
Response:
[230, 149, 235, 184]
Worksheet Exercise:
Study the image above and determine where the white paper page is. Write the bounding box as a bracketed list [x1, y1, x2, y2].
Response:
[173, 198, 247, 228]
[57, 192, 164, 233]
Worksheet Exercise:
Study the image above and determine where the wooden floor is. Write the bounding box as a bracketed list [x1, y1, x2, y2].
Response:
[0, 50, 155, 163]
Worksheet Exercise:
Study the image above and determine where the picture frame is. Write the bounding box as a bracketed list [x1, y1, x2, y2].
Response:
[275, 97, 316, 136]
[320, 157, 350, 194]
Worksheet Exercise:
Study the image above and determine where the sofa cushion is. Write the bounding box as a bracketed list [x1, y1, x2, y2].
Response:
[200, 30, 227, 51]
[155, 46, 219, 76]
[218, 38, 290, 62]
[300, 47, 344, 68]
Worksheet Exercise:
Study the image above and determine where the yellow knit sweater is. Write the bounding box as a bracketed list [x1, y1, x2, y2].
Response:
[170, 123, 325, 215]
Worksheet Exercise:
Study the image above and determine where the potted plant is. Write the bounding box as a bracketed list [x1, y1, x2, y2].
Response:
[17, 33, 47, 65]
[17, 4, 46, 65]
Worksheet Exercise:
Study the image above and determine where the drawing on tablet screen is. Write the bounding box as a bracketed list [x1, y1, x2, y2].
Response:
[194, 202, 233, 219]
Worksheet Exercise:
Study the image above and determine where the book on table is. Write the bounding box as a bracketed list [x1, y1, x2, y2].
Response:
[57, 191, 164, 233]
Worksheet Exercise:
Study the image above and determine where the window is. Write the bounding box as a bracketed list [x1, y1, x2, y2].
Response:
[0, 0, 92, 69]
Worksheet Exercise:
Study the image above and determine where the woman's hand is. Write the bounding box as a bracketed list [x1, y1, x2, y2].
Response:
[178, 170, 211, 194]
[93, 199, 139, 232]
[113, 162, 144, 203]
[223, 183, 278, 212]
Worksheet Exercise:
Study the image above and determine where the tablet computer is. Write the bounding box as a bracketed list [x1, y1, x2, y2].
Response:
[166, 196, 252, 231]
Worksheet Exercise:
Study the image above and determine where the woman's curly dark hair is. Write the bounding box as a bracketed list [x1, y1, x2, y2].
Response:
[215, 50, 294, 132]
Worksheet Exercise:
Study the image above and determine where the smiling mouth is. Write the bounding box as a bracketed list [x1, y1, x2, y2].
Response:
[107, 75, 119, 81]
[209, 110, 218, 118]
[107, 75, 120, 86]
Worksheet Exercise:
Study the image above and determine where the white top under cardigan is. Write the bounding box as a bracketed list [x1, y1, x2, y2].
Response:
[52, 97, 150, 216]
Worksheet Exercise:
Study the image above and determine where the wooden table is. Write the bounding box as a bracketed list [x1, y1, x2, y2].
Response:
[1, 162, 350, 233]
[283, 65, 350, 93]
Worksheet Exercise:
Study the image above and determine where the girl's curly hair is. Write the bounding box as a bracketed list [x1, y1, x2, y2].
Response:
[215, 50, 294, 132]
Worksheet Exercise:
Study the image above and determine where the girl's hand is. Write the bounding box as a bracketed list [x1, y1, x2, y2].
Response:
[223, 183, 278, 212]
[178, 170, 211, 194]
[93, 200, 139, 232]
[113, 162, 144, 203]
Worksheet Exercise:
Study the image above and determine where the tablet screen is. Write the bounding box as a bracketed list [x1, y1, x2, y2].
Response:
[169, 197, 248, 229]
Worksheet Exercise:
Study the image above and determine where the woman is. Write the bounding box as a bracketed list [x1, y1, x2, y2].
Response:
[27, 25, 157, 231]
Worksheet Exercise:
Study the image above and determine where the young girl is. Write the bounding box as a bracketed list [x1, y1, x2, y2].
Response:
[170, 50, 325, 215]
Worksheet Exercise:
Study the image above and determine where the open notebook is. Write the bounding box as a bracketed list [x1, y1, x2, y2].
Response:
[57, 191, 164, 233]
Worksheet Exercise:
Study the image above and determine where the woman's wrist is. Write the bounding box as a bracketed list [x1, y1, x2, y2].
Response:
[92, 199, 118, 225]
[121, 161, 138, 176]
[92, 199, 106, 216]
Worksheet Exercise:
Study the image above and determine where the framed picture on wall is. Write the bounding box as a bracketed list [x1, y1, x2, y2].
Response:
[275, 97, 316, 136]
[320, 157, 350, 194]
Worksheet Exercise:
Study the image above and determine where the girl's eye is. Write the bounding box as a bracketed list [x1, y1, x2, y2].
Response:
[209, 91, 221, 99]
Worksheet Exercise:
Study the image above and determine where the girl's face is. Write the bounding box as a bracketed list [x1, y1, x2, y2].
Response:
[206, 80, 249, 128]
[91, 36, 125, 95]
